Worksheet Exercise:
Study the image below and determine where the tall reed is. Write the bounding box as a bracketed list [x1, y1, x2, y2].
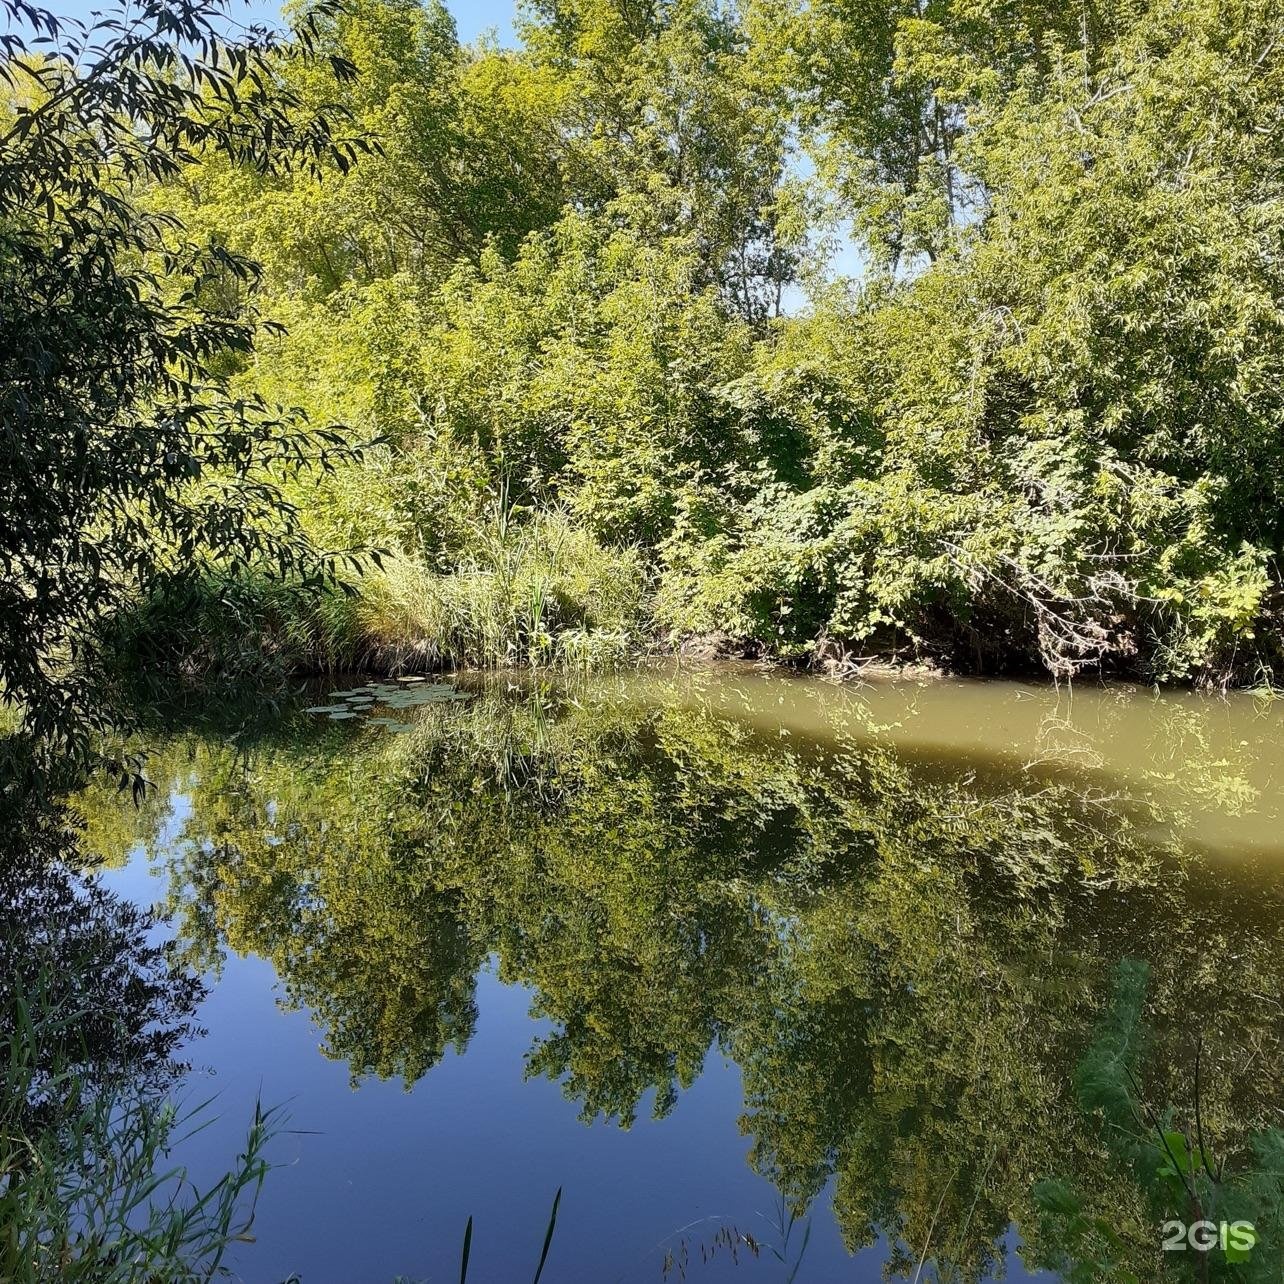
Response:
[0, 981, 279, 1283]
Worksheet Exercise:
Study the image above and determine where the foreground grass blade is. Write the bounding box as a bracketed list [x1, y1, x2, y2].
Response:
[784, 1221, 812, 1284]
[532, 1187, 563, 1284]
[459, 1214, 473, 1284]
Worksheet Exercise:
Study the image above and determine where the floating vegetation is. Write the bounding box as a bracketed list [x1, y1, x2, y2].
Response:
[308, 679, 474, 729]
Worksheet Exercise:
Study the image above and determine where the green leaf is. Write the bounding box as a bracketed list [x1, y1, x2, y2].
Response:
[1161, 1131, 1192, 1175]
[1225, 1225, 1257, 1264]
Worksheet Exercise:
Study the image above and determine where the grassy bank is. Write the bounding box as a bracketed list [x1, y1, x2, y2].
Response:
[100, 507, 650, 687]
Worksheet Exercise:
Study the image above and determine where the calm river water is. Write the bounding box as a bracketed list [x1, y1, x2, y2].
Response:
[88, 668, 1284, 1281]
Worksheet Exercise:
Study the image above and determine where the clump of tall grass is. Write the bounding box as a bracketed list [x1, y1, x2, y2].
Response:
[101, 505, 647, 683]
[320, 507, 649, 672]
[0, 985, 279, 1283]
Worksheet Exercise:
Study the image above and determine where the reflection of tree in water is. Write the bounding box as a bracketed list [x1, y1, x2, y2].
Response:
[0, 789, 202, 1136]
[91, 681, 1284, 1279]
[0, 779, 287, 1278]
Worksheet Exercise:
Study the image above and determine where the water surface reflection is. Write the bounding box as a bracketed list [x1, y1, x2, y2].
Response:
[81, 670, 1284, 1281]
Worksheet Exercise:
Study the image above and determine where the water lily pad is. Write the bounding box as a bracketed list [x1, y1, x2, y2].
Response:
[327, 710, 358, 720]
[305, 705, 348, 715]
[386, 684, 474, 707]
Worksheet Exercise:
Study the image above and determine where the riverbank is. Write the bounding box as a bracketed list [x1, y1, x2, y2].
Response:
[100, 562, 1283, 704]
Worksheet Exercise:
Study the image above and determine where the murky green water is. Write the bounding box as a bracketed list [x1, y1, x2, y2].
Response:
[84, 668, 1284, 1281]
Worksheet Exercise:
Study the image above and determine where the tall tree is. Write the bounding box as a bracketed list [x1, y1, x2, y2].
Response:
[523, 0, 797, 322]
[0, 0, 368, 772]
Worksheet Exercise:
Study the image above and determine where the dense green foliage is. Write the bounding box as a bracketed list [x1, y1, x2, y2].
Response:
[82, 676, 1284, 1278]
[104, 0, 1284, 686]
[1, 0, 1280, 712]
[0, 0, 369, 765]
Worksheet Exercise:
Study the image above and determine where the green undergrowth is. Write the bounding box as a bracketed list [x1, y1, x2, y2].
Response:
[100, 508, 650, 684]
